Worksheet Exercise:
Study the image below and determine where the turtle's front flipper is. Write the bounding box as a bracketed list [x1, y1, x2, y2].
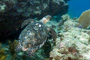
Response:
[47, 27, 57, 45]
[21, 18, 35, 28]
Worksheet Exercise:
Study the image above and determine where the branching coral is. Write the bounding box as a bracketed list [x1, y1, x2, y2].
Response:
[8, 40, 18, 55]
[0, 40, 29, 60]
[8, 40, 19, 60]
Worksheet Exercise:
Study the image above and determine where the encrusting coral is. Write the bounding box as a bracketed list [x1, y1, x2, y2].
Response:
[49, 14, 90, 60]
[78, 9, 90, 28]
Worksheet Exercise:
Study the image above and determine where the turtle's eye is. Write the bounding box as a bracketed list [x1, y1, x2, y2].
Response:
[45, 15, 51, 19]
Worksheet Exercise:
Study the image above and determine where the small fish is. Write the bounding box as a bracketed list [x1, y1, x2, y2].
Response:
[78, 26, 82, 29]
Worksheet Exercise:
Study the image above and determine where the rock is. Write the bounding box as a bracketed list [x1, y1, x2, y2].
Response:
[0, 0, 69, 41]
[49, 17, 90, 60]
[0, 0, 69, 18]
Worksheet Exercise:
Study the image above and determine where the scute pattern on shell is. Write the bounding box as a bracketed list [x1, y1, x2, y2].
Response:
[16, 22, 48, 57]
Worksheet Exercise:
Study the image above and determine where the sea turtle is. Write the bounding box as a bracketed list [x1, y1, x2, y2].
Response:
[15, 15, 56, 57]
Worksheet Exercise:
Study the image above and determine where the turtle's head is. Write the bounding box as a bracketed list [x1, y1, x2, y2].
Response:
[40, 15, 51, 24]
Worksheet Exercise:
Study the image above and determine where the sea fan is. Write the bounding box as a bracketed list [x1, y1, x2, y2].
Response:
[78, 9, 90, 28]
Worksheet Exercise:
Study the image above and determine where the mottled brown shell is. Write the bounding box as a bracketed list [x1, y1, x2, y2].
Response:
[18, 22, 48, 56]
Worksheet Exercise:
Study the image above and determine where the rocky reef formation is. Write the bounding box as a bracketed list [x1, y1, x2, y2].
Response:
[0, 0, 69, 17]
[49, 14, 90, 60]
[0, 0, 69, 41]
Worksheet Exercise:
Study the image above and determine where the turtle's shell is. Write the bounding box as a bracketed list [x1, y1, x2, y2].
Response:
[18, 21, 48, 56]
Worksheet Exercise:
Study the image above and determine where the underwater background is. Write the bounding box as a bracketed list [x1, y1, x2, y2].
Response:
[0, 0, 90, 60]
[68, 0, 90, 18]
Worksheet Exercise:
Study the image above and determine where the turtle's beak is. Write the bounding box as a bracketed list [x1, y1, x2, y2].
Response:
[44, 18, 50, 24]
[44, 15, 52, 24]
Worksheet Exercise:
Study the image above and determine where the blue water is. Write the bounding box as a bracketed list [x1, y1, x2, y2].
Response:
[68, 0, 90, 18]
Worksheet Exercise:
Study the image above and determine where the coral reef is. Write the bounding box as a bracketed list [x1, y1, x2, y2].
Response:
[0, 40, 29, 60]
[78, 9, 90, 28]
[49, 14, 90, 60]
[0, 0, 69, 41]
[1, 14, 90, 60]
[58, 14, 70, 27]
[0, 38, 54, 60]
[0, 0, 69, 17]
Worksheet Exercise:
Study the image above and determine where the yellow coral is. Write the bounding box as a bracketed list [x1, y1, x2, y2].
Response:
[78, 9, 90, 28]
[8, 40, 19, 60]
[0, 55, 6, 60]
[8, 40, 18, 55]
[0, 43, 2, 47]
[0, 43, 7, 60]
[0, 40, 19, 60]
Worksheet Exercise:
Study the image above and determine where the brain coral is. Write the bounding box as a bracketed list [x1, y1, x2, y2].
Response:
[78, 9, 90, 28]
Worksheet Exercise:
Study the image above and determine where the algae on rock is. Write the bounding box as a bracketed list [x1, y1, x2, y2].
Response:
[49, 15, 90, 60]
